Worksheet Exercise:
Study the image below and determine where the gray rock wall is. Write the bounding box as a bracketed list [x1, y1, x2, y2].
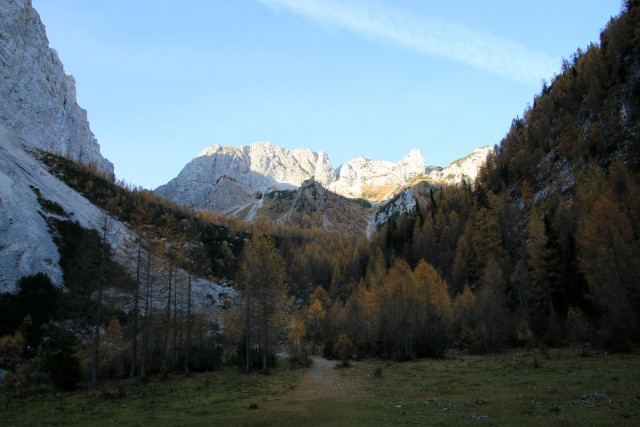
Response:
[0, 0, 113, 176]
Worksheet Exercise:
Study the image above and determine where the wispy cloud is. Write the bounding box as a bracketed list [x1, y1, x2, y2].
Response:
[257, 0, 556, 84]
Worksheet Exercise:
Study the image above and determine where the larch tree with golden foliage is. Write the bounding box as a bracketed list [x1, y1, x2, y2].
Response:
[237, 233, 287, 374]
[305, 286, 330, 354]
[577, 162, 640, 345]
[379, 259, 420, 360]
[413, 260, 454, 358]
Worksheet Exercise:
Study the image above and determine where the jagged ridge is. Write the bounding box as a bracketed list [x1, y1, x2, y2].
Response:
[155, 142, 492, 218]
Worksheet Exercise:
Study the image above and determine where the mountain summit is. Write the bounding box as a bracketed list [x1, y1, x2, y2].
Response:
[155, 142, 336, 214]
[155, 142, 491, 216]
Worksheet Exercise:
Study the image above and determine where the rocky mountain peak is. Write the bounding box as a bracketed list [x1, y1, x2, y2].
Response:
[155, 141, 338, 214]
[329, 149, 427, 200]
[403, 148, 426, 164]
[398, 148, 427, 176]
[155, 141, 491, 220]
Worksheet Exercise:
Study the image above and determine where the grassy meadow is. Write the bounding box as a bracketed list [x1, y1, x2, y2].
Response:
[1, 348, 638, 426]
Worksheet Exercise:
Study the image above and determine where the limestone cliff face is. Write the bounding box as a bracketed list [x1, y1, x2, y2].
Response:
[0, 0, 113, 176]
[330, 149, 427, 200]
[429, 146, 493, 184]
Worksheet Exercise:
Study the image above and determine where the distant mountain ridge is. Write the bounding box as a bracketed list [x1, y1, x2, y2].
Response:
[155, 142, 492, 217]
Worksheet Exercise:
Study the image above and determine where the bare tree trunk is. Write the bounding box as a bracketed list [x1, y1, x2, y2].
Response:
[172, 271, 179, 369]
[130, 239, 142, 378]
[140, 247, 153, 382]
[544, 279, 556, 319]
[160, 263, 172, 378]
[262, 283, 268, 374]
[245, 290, 253, 374]
[179, 286, 184, 369]
[91, 214, 110, 387]
[90, 278, 104, 387]
[184, 273, 192, 376]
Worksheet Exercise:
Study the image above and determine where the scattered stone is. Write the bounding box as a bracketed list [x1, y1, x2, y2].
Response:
[470, 414, 490, 420]
[571, 391, 608, 406]
[374, 367, 383, 378]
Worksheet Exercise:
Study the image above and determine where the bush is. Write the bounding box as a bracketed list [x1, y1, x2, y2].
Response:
[373, 367, 383, 378]
[333, 333, 355, 368]
[39, 325, 82, 391]
[193, 342, 224, 372]
[289, 345, 312, 368]
[0, 274, 60, 344]
[323, 339, 334, 360]
[0, 356, 49, 396]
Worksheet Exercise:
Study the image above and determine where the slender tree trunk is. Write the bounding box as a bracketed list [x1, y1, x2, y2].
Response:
[245, 290, 253, 374]
[172, 271, 179, 369]
[140, 247, 152, 382]
[130, 239, 142, 378]
[179, 287, 184, 369]
[544, 279, 556, 319]
[262, 282, 268, 374]
[91, 279, 104, 387]
[91, 215, 109, 387]
[184, 273, 192, 376]
[160, 263, 172, 378]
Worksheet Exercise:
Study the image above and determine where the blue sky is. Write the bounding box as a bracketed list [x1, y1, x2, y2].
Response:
[33, 0, 621, 189]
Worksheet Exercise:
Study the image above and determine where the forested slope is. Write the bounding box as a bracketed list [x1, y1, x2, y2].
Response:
[356, 0, 640, 353]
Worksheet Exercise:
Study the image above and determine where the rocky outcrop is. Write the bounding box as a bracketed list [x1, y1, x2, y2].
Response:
[0, 0, 113, 176]
[429, 146, 493, 184]
[330, 149, 427, 200]
[259, 179, 372, 234]
[373, 186, 418, 230]
[0, 126, 112, 291]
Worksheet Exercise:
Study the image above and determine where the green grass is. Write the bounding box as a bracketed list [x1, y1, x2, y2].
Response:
[2, 349, 639, 426]
[0, 367, 303, 427]
[256, 349, 640, 426]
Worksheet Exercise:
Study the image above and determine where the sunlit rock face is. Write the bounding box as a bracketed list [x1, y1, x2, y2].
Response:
[156, 142, 337, 213]
[156, 140, 491, 216]
[0, 0, 113, 176]
[156, 143, 431, 211]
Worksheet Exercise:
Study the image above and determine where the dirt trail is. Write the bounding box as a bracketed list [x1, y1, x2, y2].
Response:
[288, 357, 351, 400]
[265, 357, 361, 415]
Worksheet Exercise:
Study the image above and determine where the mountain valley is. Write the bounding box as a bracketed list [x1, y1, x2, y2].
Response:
[1, 0, 639, 411]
